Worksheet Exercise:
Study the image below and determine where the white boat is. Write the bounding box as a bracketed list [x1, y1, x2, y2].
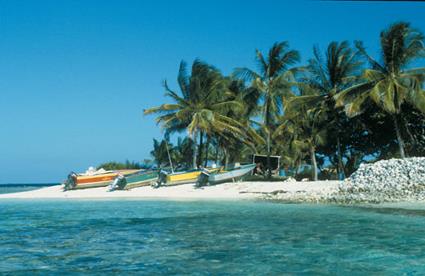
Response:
[196, 164, 256, 187]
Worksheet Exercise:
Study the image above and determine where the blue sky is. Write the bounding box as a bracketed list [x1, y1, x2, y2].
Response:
[0, 0, 424, 183]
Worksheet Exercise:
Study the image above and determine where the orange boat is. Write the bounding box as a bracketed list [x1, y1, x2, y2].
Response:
[64, 169, 141, 190]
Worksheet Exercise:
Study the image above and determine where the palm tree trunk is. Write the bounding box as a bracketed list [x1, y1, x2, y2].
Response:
[198, 131, 204, 167]
[215, 145, 219, 165]
[295, 160, 301, 180]
[336, 136, 345, 180]
[204, 135, 210, 167]
[266, 130, 272, 179]
[263, 97, 273, 179]
[165, 141, 174, 173]
[310, 146, 318, 181]
[192, 129, 198, 169]
[393, 115, 406, 158]
[402, 115, 416, 147]
[224, 148, 229, 169]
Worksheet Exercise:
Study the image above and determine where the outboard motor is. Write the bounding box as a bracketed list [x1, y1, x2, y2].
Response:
[153, 170, 168, 188]
[195, 168, 210, 188]
[109, 174, 126, 191]
[64, 172, 77, 190]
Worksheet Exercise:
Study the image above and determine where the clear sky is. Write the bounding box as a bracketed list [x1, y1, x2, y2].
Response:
[0, 0, 424, 183]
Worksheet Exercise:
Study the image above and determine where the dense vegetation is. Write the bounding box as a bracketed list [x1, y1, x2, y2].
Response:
[145, 22, 425, 180]
[97, 160, 149, 170]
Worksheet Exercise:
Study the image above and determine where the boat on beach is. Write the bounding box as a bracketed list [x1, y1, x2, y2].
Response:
[64, 168, 140, 190]
[196, 163, 256, 187]
[109, 170, 159, 191]
[156, 169, 204, 187]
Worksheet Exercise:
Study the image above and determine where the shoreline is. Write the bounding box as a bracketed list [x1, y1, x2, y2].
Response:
[0, 180, 340, 200]
[2, 181, 425, 210]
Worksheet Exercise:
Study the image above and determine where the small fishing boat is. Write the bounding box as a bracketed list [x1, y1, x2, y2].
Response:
[156, 169, 203, 187]
[196, 163, 256, 187]
[109, 170, 159, 191]
[64, 168, 140, 190]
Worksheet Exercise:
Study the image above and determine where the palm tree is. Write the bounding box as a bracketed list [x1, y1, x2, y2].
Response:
[173, 137, 194, 169]
[296, 41, 362, 179]
[144, 60, 244, 168]
[335, 22, 425, 158]
[224, 78, 265, 151]
[196, 78, 266, 169]
[150, 138, 174, 168]
[273, 86, 328, 181]
[200, 78, 257, 168]
[234, 41, 300, 177]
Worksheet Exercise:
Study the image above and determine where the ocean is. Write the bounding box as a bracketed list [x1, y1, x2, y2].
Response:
[0, 184, 58, 195]
[1, 198, 425, 274]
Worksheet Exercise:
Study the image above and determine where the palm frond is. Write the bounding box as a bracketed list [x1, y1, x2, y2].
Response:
[355, 40, 386, 72]
[255, 49, 268, 76]
[177, 61, 190, 99]
[232, 67, 261, 83]
[335, 81, 375, 108]
[407, 90, 425, 113]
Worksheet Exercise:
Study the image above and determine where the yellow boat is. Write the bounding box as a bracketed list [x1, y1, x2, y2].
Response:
[156, 168, 219, 187]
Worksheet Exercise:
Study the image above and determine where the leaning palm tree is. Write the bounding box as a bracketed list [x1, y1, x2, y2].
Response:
[224, 78, 266, 152]
[335, 22, 425, 158]
[144, 60, 244, 169]
[296, 41, 362, 179]
[234, 41, 300, 177]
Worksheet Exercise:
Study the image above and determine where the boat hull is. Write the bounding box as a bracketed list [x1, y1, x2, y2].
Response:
[199, 164, 256, 186]
[158, 168, 219, 186]
[166, 170, 202, 185]
[117, 171, 159, 190]
[65, 170, 140, 190]
[157, 170, 202, 186]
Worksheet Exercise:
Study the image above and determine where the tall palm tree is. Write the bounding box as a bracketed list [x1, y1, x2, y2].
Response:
[274, 98, 327, 181]
[224, 78, 265, 151]
[234, 41, 300, 177]
[144, 60, 244, 168]
[296, 41, 362, 179]
[191, 78, 266, 169]
[335, 22, 425, 158]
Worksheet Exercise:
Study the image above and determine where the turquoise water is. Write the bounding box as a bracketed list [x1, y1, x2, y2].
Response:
[0, 184, 57, 194]
[1, 200, 425, 274]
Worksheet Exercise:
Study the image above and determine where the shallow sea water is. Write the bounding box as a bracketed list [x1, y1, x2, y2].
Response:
[0, 185, 56, 195]
[1, 199, 425, 275]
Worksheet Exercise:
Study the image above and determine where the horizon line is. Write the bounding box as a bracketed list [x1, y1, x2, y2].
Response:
[320, 0, 425, 2]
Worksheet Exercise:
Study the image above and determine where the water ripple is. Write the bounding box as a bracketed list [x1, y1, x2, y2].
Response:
[1, 200, 425, 274]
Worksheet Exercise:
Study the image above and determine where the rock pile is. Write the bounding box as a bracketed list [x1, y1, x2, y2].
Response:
[337, 157, 425, 203]
[262, 157, 425, 203]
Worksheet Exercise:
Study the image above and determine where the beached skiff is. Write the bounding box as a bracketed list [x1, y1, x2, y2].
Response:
[109, 170, 159, 190]
[65, 169, 140, 190]
[196, 164, 256, 187]
[156, 167, 221, 187]
[156, 169, 203, 187]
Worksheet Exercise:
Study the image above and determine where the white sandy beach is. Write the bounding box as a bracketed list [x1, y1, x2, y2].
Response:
[0, 181, 340, 200]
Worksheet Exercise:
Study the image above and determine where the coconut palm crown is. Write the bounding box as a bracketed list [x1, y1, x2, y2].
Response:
[144, 60, 244, 168]
[335, 22, 425, 158]
[294, 41, 363, 179]
[233, 41, 300, 177]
